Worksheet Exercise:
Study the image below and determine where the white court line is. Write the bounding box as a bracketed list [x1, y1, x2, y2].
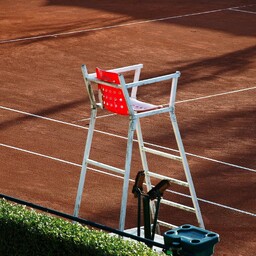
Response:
[77, 87, 256, 122]
[229, 7, 256, 15]
[0, 4, 255, 45]
[1, 84, 256, 174]
[1, 142, 255, 217]
[176, 86, 256, 104]
[146, 142, 256, 173]
[0, 105, 87, 130]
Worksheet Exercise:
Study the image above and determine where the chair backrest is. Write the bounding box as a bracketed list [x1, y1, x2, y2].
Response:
[96, 67, 129, 115]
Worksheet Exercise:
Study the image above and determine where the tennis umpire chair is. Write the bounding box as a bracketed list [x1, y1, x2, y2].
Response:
[74, 64, 204, 232]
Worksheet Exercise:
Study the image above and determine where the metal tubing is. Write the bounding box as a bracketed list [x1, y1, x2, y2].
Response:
[81, 65, 97, 109]
[135, 106, 172, 119]
[136, 120, 152, 191]
[131, 66, 142, 99]
[161, 199, 196, 213]
[148, 172, 188, 187]
[170, 111, 205, 228]
[73, 108, 97, 217]
[86, 159, 125, 175]
[169, 76, 179, 107]
[142, 146, 182, 161]
[78, 64, 204, 233]
[126, 71, 181, 89]
[119, 117, 137, 231]
[136, 120, 157, 222]
[87, 64, 143, 79]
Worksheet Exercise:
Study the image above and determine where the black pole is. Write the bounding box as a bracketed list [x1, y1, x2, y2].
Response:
[137, 189, 141, 236]
[143, 195, 151, 241]
[151, 194, 161, 241]
[132, 171, 145, 238]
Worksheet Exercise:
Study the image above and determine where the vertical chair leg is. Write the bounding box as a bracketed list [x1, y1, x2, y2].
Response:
[119, 118, 137, 231]
[136, 119, 152, 191]
[169, 110, 205, 229]
[74, 108, 97, 217]
[136, 119, 159, 233]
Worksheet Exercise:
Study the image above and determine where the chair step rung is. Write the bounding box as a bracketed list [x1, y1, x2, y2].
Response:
[158, 220, 178, 229]
[148, 171, 189, 187]
[87, 159, 125, 175]
[161, 199, 196, 213]
[142, 146, 182, 161]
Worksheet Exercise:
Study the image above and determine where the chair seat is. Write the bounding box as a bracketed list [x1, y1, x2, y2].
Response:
[130, 98, 163, 112]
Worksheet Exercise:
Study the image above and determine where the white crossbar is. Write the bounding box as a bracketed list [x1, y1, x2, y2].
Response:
[88, 78, 121, 88]
[126, 72, 180, 89]
[110, 64, 143, 74]
[143, 146, 182, 161]
[87, 63, 143, 80]
[148, 171, 188, 187]
[87, 159, 125, 175]
[158, 220, 178, 229]
[135, 106, 172, 118]
[161, 199, 196, 213]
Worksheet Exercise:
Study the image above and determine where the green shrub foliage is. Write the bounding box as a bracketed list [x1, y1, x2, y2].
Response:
[0, 199, 160, 256]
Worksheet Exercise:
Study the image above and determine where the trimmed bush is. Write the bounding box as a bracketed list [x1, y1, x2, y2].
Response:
[0, 199, 161, 255]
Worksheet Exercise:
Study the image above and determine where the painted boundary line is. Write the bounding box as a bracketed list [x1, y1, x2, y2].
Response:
[146, 142, 256, 173]
[1, 86, 256, 173]
[1, 105, 255, 173]
[0, 4, 255, 45]
[176, 86, 256, 104]
[75, 86, 256, 121]
[229, 7, 256, 15]
[1, 142, 255, 217]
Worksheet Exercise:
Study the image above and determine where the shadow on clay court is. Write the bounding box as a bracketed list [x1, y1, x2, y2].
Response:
[46, 0, 256, 37]
[0, 98, 86, 131]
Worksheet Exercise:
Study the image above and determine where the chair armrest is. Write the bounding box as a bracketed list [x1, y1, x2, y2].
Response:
[109, 63, 143, 74]
[87, 64, 143, 99]
[110, 64, 143, 98]
[125, 71, 181, 108]
[126, 71, 181, 89]
[87, 64, 143, 80]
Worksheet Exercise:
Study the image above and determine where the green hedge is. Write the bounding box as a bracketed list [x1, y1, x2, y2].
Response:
[0, 199, 161, 256]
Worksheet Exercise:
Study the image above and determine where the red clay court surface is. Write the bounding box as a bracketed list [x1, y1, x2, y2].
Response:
[0, 1, 256, 255]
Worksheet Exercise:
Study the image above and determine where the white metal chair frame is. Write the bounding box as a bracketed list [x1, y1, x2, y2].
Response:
[74, 64, 204, 232]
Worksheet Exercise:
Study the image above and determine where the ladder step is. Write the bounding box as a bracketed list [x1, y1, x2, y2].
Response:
[158, 220, 178, 229]
[87, 159, 125, 175]
[86, 159, 188, 187]
[148, 171, 189, 187]
[143, 146, 182, 161]
[161, 199, 196, 213]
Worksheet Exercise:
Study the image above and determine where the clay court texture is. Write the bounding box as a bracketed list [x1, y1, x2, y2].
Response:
[0, 0, 256, 255]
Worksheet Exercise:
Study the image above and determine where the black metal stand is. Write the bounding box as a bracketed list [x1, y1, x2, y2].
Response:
[132, 171, 171, 247]
[132, 171, 145, 237]
[142, 192, 162, 243]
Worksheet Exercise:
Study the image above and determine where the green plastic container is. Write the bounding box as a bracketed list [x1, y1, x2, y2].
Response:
[164, 224, 219, 256]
